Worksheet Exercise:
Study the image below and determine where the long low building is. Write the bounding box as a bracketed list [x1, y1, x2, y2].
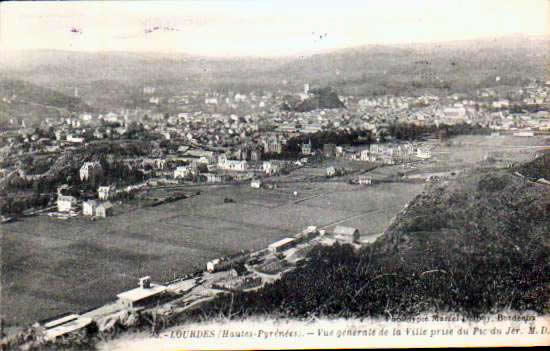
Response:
[116, 276, 167, 308]
[268, 237, 297, 253]
[36, 313, 94, 341]
[333, 225, 360, 243]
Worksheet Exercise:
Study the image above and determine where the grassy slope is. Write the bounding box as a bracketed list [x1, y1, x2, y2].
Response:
[196, 155, 550, 319]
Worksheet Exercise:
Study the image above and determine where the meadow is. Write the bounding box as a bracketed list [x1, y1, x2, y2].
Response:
[1, 174, 423, 326]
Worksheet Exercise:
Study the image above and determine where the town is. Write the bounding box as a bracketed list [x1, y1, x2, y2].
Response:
[1, 74, 549, 345]
[2, 80, 549, 219]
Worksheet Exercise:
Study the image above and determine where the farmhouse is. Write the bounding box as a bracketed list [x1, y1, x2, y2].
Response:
[333, 225, 360, 243]
[57, 195, 77, 213]
[117, 276, 167, 308]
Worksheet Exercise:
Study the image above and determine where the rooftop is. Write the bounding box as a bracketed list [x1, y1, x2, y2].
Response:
[268, 237, 295, 248]
[116, 283, 167, 302]
[44, 316, 93, 340]
[334, 225, 359, 235]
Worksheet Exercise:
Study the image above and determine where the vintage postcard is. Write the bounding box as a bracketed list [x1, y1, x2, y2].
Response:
[1, 0, 549, 350]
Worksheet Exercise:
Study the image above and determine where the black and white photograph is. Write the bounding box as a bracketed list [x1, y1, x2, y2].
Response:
[0, 1, 549, 349]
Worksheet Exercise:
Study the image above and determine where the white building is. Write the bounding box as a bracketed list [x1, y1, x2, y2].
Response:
[116, 276, 167, 308]
[262, 161, 280, 175]
[326, 166, 336, 177]
[57, 195, 77, 212]
[218, 159, 248, 171]
[95, 201, 113, 218]
[82, 200, 98, 216]
[416, 148, 432, 159]
[80, 162, 103, 181]
[268, 237, 297, 253]
[333, 225, 360, 243]
[174, 166, 191, 179]
[67, 135, 84, 143]
[98, 186, 114, 200]
[357, 176, 372, 185]
[203, 173, 223, 183]
[250, 179, 262, 188]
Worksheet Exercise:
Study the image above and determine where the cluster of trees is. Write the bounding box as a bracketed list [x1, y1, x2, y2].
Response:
[278, 122, 489, 158]
[284, 130, 373, 155]
[388, 122, 490, 141]
[0, 194, 50, 215]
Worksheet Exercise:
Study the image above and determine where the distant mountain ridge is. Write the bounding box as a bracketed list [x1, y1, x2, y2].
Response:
[1, 36, 548, 98]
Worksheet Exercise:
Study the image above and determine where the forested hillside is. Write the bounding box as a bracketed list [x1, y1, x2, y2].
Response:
[194, 155, 550, 319]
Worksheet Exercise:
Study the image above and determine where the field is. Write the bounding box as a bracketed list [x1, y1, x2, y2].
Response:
[1, 169, 423, 326]
[4, 135, 544, 327]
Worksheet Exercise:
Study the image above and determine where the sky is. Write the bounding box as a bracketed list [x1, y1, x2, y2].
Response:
[1, 0, 548, 57]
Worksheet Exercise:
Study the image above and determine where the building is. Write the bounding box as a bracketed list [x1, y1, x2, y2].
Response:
[268, 237, 297, 253]
[250, 179, 262, 188]
[98, 185, 114, 200]
[37, 313, 93, 341]
[206, 251, 250, 272]
[357, 176, 372, 185]
[82, 200, 98, 216]
[218, 159, 248, 171]
[359, 149, 372, 161]
[67, 135, 84, 143]
[262, 161, 280, 175]
[333, 225, 360, 243]
[117, 276, 167, 308]
[202, 173, 223, 183]
[80, 162, 103, 181]
[174, 166, 191, 179]
[57, 195, 77, 212]
[295, 226, 320, 243]
[54, 130, 66, 141]
[262, 136, 282, 154]
[301, 139, 312, 155]
[95, 201, 113, 218]
[416, 148, 432, 159]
